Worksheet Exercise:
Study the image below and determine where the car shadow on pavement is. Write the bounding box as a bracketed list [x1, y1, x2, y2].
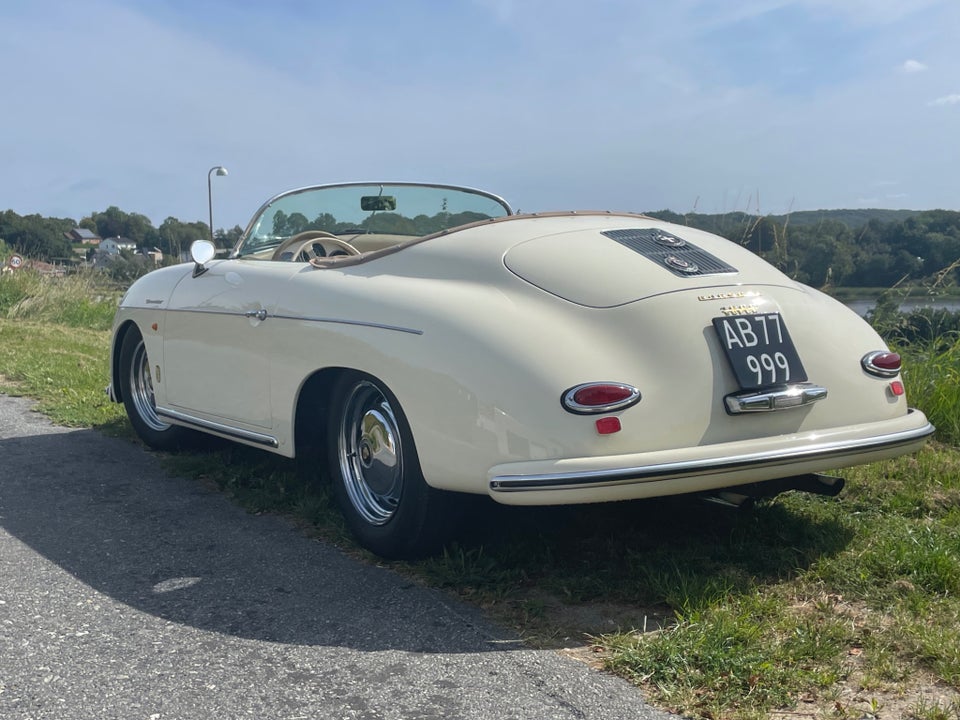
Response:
[0, 425, 516, 654]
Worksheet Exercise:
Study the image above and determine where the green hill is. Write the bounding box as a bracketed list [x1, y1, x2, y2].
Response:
[643, 208, 920, 230]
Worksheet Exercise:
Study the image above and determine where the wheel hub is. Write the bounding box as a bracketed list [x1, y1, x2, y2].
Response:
[357, 408, 398, 495]
[338, 382, 404, 526]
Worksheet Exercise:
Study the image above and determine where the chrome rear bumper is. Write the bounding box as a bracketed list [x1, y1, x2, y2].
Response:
[489, 412, 934, 497]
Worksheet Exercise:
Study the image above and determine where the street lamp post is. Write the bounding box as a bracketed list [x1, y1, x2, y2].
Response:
[207, 165, 228, 242]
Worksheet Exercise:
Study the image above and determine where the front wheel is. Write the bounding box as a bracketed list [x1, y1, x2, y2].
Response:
[327, 374, 455, 559]
[118, 327, 192, 450]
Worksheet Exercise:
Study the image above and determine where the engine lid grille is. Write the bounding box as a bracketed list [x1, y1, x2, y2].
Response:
[601, 228, 738, 277]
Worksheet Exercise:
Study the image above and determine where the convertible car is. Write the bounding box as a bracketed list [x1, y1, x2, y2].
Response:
[108, 182, 934, 558]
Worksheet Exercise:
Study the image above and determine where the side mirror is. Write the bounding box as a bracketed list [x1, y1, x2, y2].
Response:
[190, 239, 217, 277]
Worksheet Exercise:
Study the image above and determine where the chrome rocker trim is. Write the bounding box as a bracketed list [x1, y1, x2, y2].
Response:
[489, 417, 935, 493]
[155, 406, 279, 448]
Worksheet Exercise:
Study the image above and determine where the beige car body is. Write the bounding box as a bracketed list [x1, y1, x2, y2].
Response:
[109, 191, 933, 508]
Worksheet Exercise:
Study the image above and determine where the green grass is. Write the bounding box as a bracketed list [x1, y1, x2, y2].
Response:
[603, 591, 850, 719]
[1, 269, 959, 720]
[0, 268, 120, 331]
[901, 337, 960, 446]
[596, 450, 960, 718]
[0, 320, 126, 429]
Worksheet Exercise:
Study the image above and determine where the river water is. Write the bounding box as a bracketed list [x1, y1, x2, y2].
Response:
[844, 297, 960, 317]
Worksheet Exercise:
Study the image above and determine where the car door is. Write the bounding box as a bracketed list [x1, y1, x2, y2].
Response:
[161, 259, 301, 429]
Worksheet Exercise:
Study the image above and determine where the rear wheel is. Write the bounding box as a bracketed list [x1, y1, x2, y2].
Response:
[119, 327, 191, 450]
[327, 374, 453, 559]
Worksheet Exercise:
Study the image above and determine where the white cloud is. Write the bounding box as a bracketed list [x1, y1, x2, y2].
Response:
[3, 0, 960, 221]
[929, 94, 960, 106]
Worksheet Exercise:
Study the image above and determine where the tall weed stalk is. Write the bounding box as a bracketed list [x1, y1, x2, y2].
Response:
[901, 336, 960, 446]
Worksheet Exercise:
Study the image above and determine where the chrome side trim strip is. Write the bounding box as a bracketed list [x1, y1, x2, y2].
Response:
[156, 406, 279, 448]
[176, 308, 242, 318]
[489, 418, 935, 492]
[149, 307, 423, 335]
[270, 313, 424, 335]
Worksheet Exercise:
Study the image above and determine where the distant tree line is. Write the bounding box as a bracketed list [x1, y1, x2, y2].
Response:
[646, 208, 960, 289]
[0, 207, 242, 264]
[2, 203, 960, 291]
[270, 209, 494, 237]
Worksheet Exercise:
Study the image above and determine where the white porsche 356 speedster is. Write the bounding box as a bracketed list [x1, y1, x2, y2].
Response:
[108, 182, 934, 557]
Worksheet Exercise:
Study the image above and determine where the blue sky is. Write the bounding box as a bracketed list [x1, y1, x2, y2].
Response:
[2, 0, 958, 230]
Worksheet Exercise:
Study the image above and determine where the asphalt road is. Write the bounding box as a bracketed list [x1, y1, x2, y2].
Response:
[0, 395, 673, 720]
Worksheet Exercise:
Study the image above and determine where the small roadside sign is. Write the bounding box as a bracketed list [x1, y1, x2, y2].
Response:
[8, 254, 23, 270]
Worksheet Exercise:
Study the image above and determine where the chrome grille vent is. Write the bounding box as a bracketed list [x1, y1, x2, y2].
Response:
[601, 228, 738, 277]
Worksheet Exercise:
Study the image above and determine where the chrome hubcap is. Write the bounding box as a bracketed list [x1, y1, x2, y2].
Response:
[128, 339, 169, 432]
[338, 381, 403, 526]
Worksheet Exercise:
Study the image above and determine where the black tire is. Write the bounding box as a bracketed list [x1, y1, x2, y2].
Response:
[119, 327, 191, 450]
[326, 374, 455, 559]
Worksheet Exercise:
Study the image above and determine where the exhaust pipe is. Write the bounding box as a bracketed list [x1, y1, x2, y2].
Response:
[701, 473, 845, 509]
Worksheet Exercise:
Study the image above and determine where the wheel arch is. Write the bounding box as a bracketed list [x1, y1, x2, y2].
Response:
[110, 319, 142, 404]
[291, 366, 423, 465]
[292, 366, 356, 461]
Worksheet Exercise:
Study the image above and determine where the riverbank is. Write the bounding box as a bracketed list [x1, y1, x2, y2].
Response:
[828, 285, 960, 300]
[827, 286, 960, 316]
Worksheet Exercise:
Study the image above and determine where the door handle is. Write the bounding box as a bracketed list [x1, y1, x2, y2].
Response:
[244, 309, 268, 321]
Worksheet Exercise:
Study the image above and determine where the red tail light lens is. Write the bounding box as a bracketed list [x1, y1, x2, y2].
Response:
[562, 383, 641, 414]
[861, 351, 902, 378]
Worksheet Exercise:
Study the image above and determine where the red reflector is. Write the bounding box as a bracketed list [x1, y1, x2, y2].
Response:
[595, 417, 621, 434]
[573, 385, 634, 406]
[889, 381, 905, 397]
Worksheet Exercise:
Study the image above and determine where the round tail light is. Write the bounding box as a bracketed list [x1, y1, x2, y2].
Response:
[562, 383, 641, 414]
[862, 351, 901, 378]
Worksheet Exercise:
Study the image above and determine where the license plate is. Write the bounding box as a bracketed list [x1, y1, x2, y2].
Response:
[712, 314, 808, 390]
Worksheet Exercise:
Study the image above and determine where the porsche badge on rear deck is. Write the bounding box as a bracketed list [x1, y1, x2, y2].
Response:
[698, 291, 758, 302]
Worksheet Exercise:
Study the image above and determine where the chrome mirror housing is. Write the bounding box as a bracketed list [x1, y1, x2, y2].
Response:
[190, 239, 216, 277]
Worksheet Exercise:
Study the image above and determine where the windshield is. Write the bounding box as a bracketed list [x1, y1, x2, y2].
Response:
[236, 182, 512, 258]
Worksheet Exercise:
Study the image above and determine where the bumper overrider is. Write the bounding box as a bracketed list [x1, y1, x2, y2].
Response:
[487, 410, 934, 505]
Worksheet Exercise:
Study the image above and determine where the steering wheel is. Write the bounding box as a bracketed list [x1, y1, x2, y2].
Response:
[271, 231, 359, 261]
[299, 237, 361, 260]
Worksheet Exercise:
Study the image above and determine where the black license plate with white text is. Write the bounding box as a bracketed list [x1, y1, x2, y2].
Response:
[712, 314, 808, 390]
